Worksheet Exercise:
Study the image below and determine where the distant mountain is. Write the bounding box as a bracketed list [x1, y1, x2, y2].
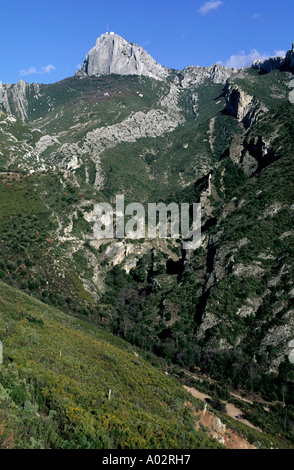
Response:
[76, 33, 169, 80]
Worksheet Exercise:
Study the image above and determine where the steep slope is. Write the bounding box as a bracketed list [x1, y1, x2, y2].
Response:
[193, 102, 294, 391]
[0, 280, 224, 449]
[90, 68, 294, 407]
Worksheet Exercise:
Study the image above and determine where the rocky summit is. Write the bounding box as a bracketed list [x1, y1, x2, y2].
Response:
[0, 34, 294, 450]
[76, 32, 169, 80]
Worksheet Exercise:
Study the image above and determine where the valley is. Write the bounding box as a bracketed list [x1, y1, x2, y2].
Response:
[0, 32, 293, 449]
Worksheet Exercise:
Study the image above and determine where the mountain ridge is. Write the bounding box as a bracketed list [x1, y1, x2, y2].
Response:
[4, 34, 293, 89]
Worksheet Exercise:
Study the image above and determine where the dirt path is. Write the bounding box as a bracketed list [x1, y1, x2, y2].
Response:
[182, 369, 273, 412]
[184, 386, 211, 402]
[230, 392, 271, 412]
[184, 385, 261, 432]
[230, 392, 254, 405]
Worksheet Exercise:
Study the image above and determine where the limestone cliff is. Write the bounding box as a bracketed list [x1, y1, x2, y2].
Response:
[224, 82, 268, 128]
[76, 33, 169, 81]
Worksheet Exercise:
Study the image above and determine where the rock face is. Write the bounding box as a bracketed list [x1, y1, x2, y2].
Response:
[252, 43, 294, 73]
[2, 80, 30, 121]
[180, 64, 236, 87]
[285, 43, 294, 70]
[35, 135, 60, 154]
[76, 33, 169, 81]
[224, 83, 268, 128]
[252, 56, 285, 74]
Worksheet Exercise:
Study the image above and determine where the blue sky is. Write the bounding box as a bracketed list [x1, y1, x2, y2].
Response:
[0, 0, 293, 84]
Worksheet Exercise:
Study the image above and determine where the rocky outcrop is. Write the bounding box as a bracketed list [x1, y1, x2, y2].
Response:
[76, 33, 169, 81]
[260, 310, 294, 374]
[285, 44, 294, 70]
[2, 80, 30, 121]
[252, 42, 294, 73]
[0, 111, 44, 170]
[252, 56, 285, 74]
[2, 81, 41, 122]
[244, 136, 275, 174]
[180, 63, 236, 88]
[227, 130, 276, 177]
[224, 83, 268, 128]
[35, 135, 60, 154]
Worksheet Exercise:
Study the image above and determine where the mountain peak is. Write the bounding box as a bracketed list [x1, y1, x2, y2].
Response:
[76, 33, 169, 80]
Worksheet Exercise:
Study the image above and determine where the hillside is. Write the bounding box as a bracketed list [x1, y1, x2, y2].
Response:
[0, 280, 225, 449]
[0, 34, 294, 448]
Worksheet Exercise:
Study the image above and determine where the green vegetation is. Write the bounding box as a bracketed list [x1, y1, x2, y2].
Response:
[0, 281, 222, 449]
[101, 111, 241, 203]
[1, 62, 294, 448]
[180, 374, 294, 447]
[0, 171, 106, 317]
[28, 75, 168, 137]
[97, 100, 294, 409]
[232, 69, 289, 109]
